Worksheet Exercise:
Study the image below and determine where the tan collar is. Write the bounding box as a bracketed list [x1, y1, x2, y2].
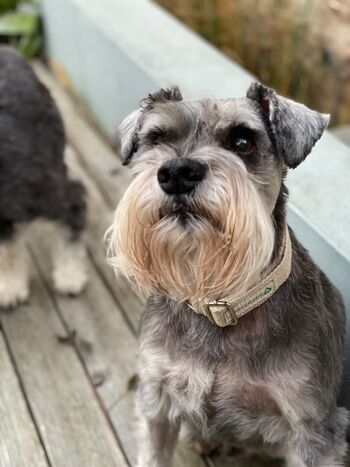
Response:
[188, 228, 292, 327]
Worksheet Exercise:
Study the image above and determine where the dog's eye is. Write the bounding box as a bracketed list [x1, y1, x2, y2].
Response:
[232, 136, 254, 154]
[228, 126, 256, 155]
[146, 127, 167, 146]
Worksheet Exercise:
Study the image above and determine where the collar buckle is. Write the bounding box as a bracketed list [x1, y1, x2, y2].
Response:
[204, 300, 238, 327]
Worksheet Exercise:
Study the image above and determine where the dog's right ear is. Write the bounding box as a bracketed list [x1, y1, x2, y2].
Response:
[119, 86, 183, 166]
[119, 109, 142, 166]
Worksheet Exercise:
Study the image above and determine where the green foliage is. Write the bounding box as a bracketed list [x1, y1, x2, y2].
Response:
[0, 0, 18, 14]
[0, 12, 38, 35]
[0, 0, 42, 57]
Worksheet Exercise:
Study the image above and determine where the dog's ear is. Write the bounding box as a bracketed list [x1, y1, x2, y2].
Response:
[119, 86, 183, 166]
[246, 82, 330, 168]
[119, 109, 142, 166]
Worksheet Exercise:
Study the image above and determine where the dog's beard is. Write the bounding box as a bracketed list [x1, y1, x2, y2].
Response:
[106, 156, 275, 302]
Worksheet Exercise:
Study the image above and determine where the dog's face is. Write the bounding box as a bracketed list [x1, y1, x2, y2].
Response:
[107, 83, 329, 302]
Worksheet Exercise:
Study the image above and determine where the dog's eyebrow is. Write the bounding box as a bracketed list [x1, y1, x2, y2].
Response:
[140, 112, 176, 136]
[139, 123, 168, 136]
[214, 99, 267, 131]
[215, 120, 265, 137]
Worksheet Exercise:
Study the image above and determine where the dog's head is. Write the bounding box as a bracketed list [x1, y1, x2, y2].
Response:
[107, 83, 329, 302]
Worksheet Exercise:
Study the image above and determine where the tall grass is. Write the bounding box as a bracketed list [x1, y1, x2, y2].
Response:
[156, 0, 349, 125]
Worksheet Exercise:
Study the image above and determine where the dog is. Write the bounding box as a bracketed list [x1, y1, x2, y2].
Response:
[107, 83, 349, 466]
[0, 47, 87, 308]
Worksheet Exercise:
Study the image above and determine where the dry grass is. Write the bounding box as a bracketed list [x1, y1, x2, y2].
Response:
[155, 0, 350, 125]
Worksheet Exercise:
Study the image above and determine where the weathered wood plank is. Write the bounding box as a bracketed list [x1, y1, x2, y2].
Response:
[28, 220, 137, 410]
[0, 265, 128, 467]
[0, 331, 48, 467]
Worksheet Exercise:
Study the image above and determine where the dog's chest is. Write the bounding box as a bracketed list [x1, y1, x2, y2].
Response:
[161, 357, 281, 438]
[162, 359, 214, 424]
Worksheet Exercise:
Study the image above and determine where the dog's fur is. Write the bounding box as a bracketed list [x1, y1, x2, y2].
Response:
[0, 47, 87, 308]
[107, 83, 349, 466]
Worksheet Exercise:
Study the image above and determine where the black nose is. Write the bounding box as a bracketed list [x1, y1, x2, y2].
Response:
[157, 158, 206, 195]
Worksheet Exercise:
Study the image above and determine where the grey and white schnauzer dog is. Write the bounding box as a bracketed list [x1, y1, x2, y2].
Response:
[0, 47, 87, 308]
[107, 83, 349, 466]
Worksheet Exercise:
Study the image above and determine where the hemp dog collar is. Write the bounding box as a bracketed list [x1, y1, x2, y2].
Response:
[188, 228, 292, 327]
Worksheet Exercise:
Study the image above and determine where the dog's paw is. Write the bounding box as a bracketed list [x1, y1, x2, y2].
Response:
[52, 261, 88, 296]
[0, 275, 29, 310]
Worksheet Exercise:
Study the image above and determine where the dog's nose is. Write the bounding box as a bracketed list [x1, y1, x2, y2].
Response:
[157, 158, 206, 195]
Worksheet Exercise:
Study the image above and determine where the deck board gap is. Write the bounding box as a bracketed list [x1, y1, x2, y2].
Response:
[0, 327, 52, 467]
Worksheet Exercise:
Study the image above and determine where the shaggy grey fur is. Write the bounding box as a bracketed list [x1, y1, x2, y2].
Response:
[0, 47, 86, 239]
[119, 83, 348, 466]
[0, 46, 87, 307]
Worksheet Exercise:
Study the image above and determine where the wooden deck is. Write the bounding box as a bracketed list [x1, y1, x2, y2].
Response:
[0, 63, 345, 467]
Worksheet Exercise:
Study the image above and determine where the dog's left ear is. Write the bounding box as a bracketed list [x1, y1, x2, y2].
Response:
[247, 82, 330, 168]
[119, 86, 183, 166]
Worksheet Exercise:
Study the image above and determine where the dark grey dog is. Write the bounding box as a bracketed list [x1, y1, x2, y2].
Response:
[0, 47, 87, 308]
[107, 83, 349, 466]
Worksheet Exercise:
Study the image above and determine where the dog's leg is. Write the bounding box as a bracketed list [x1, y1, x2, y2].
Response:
[0, 227, 29, 309]
[136, 412, 180, 467]
[136, 363, 180, 467]
[51, 226, 87, 295]
[51, 179, 88, 295]
[285, 408, 349, 467]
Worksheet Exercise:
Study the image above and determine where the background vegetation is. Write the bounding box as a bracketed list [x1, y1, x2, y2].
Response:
[156, 0, 350, 125]
[0, 0, 41, 57]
